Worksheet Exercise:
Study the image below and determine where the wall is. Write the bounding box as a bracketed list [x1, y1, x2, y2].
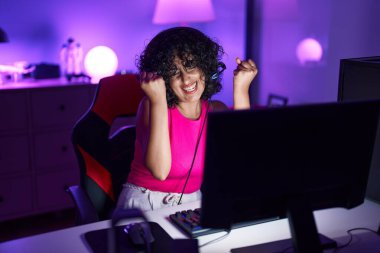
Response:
[258, 0, 380, 105]
[3, 0, 377, 106]
[0, 0, 245, 107]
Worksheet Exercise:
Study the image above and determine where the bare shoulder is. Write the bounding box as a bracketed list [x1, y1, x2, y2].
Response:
[210, 100, 229, 112]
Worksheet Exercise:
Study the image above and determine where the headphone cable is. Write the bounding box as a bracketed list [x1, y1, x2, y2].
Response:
[178, 100, 210, 204]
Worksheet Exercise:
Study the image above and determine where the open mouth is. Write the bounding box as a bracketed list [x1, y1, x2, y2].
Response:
[182, 81, 197, 93]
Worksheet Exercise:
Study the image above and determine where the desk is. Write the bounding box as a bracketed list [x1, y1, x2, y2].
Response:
[0, 199, 379, 253]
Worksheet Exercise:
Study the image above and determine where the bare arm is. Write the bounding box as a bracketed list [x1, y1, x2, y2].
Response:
[233, 57, 258, 110]
[138, 72, 171, 180]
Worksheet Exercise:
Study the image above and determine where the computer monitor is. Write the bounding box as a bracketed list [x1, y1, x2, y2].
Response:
[338, 56, 380, 203]
[201, 100, 380, 253]
[338, 56, 380, 102]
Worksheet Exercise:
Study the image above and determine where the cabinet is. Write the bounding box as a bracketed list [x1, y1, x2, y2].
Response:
[0, 80, 96, 221]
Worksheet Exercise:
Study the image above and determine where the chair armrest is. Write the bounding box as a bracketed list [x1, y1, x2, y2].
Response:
[66, 185, 99, 225]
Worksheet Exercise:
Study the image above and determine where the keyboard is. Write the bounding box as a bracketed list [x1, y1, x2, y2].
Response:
[169, 208, 225, 237]
[169, 208, 278, 238]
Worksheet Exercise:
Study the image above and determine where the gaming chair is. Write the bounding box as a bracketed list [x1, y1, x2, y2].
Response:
[67, 74, 144, 224]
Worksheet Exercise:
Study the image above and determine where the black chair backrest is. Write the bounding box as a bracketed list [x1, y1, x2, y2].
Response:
[71, 74, 144, 220]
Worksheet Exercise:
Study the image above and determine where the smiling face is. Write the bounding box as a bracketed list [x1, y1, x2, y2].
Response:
[169, 57, 206, 104]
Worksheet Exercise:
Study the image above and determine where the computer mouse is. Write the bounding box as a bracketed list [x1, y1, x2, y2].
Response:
[124, 222, 155, 245]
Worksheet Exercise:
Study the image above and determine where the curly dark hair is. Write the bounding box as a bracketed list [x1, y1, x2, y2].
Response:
[137, 27, 225, 107]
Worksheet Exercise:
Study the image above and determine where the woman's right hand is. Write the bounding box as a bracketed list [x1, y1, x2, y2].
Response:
[140, 72, 167, 104]
[138, 72, 171, 180]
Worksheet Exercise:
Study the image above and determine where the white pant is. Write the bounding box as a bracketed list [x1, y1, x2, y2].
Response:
[117, 183, 202, 211]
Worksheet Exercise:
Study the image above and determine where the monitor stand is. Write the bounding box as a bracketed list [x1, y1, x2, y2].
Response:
[232, 197, 337, 253]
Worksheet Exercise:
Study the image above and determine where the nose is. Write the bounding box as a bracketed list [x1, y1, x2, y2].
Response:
[181, 71, 192, 84]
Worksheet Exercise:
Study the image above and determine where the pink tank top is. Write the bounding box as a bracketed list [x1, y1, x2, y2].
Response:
[127, 100, 209, 193]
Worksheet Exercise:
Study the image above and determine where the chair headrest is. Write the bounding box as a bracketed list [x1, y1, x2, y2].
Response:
[91, 74, 144, 125]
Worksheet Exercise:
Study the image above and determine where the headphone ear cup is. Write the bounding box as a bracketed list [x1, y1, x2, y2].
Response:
[211, 73, 218, 80]
[210, 62, 226, 80]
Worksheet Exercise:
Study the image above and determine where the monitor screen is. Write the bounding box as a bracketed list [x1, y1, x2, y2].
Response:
[201, 101, 379, 239]
[338, 56, 380, 203]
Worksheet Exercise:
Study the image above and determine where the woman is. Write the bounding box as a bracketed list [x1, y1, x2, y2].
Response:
[117, 27, 257, 211]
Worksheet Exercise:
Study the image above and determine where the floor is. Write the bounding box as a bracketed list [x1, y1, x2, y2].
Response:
[0, 208, 76, 243]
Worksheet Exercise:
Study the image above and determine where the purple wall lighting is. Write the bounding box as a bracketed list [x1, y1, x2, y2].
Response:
[0, 27, 9, 43]
[0, 0, 245, 107]
[296, 38, 323, 65]
[2, 1, 380, 106]
[259, 0, 380, 105]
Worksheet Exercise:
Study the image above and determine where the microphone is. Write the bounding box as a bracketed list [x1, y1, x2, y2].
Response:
[210, 62, 226, 80]
[211, 72, 219, 80]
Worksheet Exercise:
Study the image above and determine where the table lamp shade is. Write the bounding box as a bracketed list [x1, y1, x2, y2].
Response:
[0, 27, 9, 42]
[153, 0, 215, 24]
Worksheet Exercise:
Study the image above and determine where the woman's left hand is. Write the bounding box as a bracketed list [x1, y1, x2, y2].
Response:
[233, 57, 258, 92]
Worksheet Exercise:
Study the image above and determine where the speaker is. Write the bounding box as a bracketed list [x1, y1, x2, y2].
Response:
[33, 63, 61, 79]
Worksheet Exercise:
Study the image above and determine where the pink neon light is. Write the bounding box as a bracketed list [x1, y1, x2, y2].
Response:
[296, 38, 323, 65]
[153, 0, 215, 24]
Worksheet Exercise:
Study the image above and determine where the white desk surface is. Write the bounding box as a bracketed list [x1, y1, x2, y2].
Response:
[0, 199, 379, 253]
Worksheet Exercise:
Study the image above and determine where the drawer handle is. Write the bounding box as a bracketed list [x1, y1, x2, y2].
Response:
[61, 145, 68, 152]
[58, 104, 66, 111]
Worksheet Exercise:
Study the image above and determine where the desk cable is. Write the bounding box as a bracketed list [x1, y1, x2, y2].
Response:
[279, 227, 379, 253]
[332, 227, 379, 252]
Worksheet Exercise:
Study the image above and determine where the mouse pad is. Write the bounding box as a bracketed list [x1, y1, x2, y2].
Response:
[83, 222, 174, 253]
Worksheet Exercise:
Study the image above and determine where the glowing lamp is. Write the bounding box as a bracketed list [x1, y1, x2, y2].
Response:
[296, 38, 323, 65]
[153, 0, 215, 25]
[84, 46, 118, 83]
